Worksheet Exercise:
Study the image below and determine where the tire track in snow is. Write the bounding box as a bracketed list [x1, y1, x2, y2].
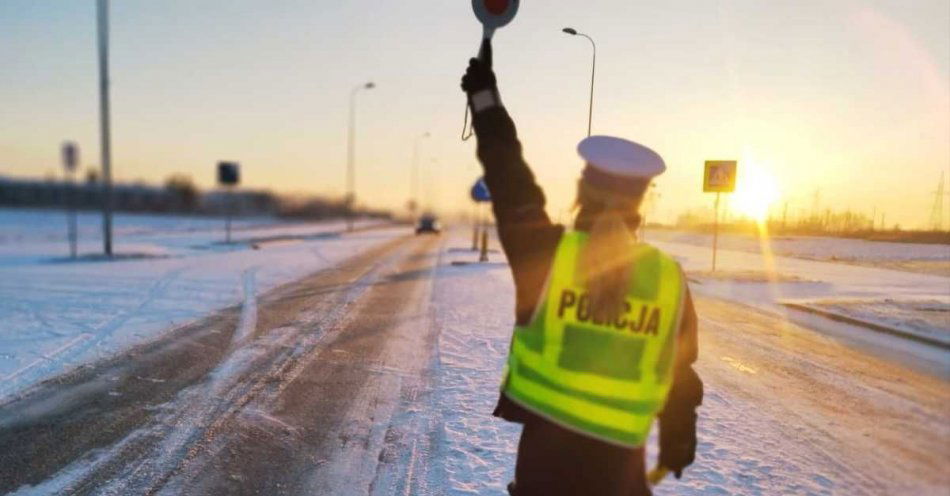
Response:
[15, 237, 412, 495]
[232, 267, 259, 347]
[0, 267, 186, 399]
[0, 236, 409, 495]
[153, 235, 441, 496]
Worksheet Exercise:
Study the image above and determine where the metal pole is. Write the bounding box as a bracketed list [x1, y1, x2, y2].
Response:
[479, 227, 489, 262]
[96, 0, 114, 256]
[479, 203, 489, 262]
[344, 82, 375, 232]
[225, 187, 232, 244]
[580, 33, 596, 137]
[346, 87, 357, 232]
[712, 192, 720, 272]
[410, 140, 418, 217]
[67, 170, 78, 259]
[563, 29, 597, 136]
[472, 209, 481, 251]
[472, 203, 480, 251]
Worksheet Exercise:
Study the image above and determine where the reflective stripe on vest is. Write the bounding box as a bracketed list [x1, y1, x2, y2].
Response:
[502, 231, 685, 448]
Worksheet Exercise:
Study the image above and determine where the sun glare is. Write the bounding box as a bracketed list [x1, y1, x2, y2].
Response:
[731, 162, 780, 222]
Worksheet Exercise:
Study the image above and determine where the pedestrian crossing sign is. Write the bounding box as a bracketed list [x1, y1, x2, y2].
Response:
[703, 161, 737, 193]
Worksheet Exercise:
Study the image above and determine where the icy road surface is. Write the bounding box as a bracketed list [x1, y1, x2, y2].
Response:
[1, 228, 947, 495]
[0, 208, 395, 402]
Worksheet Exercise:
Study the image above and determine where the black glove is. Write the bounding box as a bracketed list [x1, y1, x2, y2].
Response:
[658, 411, 697, 479]
[461, 39, 496, 96]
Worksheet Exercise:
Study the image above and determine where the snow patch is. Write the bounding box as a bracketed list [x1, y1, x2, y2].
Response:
[0, 208, 400, 402]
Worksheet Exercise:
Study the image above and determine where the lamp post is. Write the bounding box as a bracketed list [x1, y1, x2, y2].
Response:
[346, 81, 375, 232]
[562, 27, 596, 137]
[410, 131, 430, 220]
[97, 0, 114, 255]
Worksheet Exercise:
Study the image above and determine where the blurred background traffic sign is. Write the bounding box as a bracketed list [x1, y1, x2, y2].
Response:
[703, 160, 737, 193]
[703, 160, 737, 271]
[470, 177, 491, 203]
[217, 161, 240, 186]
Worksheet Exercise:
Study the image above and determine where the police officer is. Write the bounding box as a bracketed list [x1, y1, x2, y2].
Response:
[461, 41, 703, 496]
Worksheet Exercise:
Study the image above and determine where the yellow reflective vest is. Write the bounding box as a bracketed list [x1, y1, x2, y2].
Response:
[502, 231, 686, 448]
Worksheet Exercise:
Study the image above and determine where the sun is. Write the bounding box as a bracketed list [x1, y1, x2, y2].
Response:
[731, 162, 780, 222]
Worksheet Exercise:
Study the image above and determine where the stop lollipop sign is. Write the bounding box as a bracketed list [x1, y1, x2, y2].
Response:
[462, 0, 520, 142]
[472, 0, 520, 38]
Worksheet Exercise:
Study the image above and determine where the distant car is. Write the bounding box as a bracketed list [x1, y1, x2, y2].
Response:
[416, 215, 441, 235]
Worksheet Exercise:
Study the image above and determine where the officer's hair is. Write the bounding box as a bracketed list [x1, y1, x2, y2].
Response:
[575, 180, 644, 321]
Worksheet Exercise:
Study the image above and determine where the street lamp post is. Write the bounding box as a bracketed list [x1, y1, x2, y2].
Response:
[562, 27, 596, 137]
[410, 131, 430, 220]
[97, 0, 114, 256]
[346, 81, 375, 232]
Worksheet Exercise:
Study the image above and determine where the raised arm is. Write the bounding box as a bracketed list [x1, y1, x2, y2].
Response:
[461, 40, 562, 324]
[461, 40, 551, 233]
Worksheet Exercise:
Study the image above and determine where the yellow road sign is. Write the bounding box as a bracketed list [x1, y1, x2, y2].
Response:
[703, 160, 737, 193]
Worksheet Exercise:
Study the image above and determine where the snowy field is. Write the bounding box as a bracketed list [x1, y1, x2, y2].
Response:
[646, 229, 950, 276]
[0, 208, 399, 402]
[646, 232, 950, 359]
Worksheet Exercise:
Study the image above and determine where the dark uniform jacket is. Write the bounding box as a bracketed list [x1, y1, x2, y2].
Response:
[472, 105, 703, 496]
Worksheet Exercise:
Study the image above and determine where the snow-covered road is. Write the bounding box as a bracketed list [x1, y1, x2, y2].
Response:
[0, 209, 399, 402]
[1, 223, 947, 495]
[676, 298, 949, 495]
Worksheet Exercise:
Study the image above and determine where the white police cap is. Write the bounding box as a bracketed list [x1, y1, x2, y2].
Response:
[578, 136, 665, 197]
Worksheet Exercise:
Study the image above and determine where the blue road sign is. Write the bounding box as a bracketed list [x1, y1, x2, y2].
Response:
[471, 177, 491, 203]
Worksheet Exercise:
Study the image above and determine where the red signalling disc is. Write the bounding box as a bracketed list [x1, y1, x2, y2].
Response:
[484, 0, 509, 15]
[472, 0, 519, 33]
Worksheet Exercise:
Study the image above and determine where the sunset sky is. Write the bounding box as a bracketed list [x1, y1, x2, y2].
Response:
[1, 1, 948, 228]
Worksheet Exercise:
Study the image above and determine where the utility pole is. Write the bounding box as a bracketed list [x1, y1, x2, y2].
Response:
[96, 0, 114, 256]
